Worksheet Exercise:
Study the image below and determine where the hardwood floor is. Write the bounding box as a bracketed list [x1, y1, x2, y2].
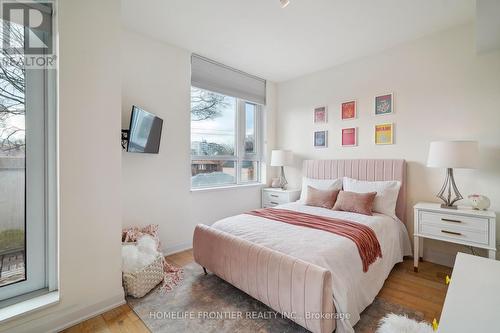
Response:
[378, 259, 451, 322]
[62, 304, 149, 333]
[62, 250, 452, 332]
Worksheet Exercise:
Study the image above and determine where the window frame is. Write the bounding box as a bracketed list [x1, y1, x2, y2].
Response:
[237, 100, 262, 184]
[0, 13, 58, 307]
[190, 88, 263, 189]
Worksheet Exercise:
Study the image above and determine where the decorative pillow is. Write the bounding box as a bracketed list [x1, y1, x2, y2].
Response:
[332, 191, 377, 216]
[343, 177, 401, 218]
[305, 186, 340, 209]
[299, 177, 343, 203]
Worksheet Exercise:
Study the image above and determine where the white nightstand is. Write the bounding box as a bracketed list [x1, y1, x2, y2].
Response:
[262, 188, 301, 208]
[413, 202, 497, 272]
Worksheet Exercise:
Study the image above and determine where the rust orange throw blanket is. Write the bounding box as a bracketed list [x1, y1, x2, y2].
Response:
[246, 208, 382, 272]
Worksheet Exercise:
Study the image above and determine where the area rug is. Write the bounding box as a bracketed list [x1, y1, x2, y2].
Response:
[128, 263, 425, 333]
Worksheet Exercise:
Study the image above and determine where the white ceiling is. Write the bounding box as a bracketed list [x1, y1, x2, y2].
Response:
[122, 0, 474, 82]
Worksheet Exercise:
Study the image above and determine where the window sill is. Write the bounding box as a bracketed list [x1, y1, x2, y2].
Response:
[191, 183, 265, 193]
[0, 291, 60, 324]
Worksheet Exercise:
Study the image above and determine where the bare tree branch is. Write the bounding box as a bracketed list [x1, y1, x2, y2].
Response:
[191, 87, 228, 121]
[0, 21, 25, 155]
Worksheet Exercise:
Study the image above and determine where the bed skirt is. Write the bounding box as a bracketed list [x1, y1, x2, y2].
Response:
[193, 224, 336, 333]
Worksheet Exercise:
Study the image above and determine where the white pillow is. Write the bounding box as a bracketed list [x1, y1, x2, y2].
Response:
[342, 177, 401, 218]
[299, 177, 343, 203]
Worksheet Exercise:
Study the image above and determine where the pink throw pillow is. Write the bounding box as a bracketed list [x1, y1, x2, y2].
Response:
[332, 191, 377, 216]
[305, 186, 340, 209]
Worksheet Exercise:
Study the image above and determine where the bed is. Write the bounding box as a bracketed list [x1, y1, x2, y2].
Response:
[193, 159, 412, 333]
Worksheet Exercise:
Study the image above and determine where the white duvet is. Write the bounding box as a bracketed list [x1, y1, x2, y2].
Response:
[211, 202, 412, 333]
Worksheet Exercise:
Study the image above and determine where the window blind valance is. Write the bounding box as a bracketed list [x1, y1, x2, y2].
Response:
[191, 54, 266, 105]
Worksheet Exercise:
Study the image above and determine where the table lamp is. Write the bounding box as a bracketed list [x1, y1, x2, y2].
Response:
[270, 150, 293, 190]
[427, 140, 479, 209]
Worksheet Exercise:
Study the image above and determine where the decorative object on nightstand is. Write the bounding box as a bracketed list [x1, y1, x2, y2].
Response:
[427, 140, 479, 209]
[262, 188, 300, 208]
[413, 202, 496, 272]
[271, 178, 281, 188]
[270, 150, 293, 190]
[468, 194, 490, 210]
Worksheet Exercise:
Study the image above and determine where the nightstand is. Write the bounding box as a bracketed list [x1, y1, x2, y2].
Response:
[413, 202, 497, 272]
[262, 188, 301, 208]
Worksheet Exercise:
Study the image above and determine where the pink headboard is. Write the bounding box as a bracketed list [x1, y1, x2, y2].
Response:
[303, 159, 407, 221]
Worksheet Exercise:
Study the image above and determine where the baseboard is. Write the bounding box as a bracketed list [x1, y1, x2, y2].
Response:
[423, 243, 499, 267]
[163, 241, 192, 256]
[423, 249, 456, 267]
[52, 295, 126, 332]
[1, 292, 125, 333]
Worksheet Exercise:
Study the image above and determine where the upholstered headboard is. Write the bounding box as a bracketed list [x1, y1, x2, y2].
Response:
[303, 159, 407, 222]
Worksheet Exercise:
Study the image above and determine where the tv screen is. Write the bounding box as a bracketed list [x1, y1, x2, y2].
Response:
[127, 106, 163, 153]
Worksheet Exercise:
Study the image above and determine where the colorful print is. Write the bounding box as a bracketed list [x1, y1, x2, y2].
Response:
[314, 106, 327, 123]
[314, 130, 328, 148]
[342, 128, 357, 146]
[375, 94, 393, 115]
[375, 123, 394, 145]
[341, 101, 356, 120]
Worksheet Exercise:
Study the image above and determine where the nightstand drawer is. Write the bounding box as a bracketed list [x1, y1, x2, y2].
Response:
[262, 198, 284, 207]
[419, 223, 489, 245]
[262, 201, 279, 208]
[262, 191, 289, 204]
[419, 211, 488, 233]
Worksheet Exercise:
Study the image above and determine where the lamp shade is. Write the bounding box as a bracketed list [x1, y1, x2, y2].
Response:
[427, 141, 479, 169]
[270, 150, 293, 166]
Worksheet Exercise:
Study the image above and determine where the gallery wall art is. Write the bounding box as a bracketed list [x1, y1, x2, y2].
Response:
[314, 130, 328, 148]
[311, 92, 396, 148]
[375, 93, 394, 115]
[314, 106, 327, 123]
[341, 101, 356, 120]
[342, 127, 357, 147]
[375, 123, 394, 145]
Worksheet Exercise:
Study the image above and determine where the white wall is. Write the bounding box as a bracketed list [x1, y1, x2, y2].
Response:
[277, 24, 500, 266]
[121, 30, 277, 254]
[1, 0, 124, 332]
[476, 0, 500, 53]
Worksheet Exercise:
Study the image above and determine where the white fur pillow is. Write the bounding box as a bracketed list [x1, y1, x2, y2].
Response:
[343, 177, 401, 218]
[376, 314, 433, 333]
[122, 235, 159, 273]
[299, 177, 343, 203]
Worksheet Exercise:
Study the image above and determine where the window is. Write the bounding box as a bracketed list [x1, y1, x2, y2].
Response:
[0, 5, 56, 305]
[191, 87, 262, 188]
[190, 54, 266, 189]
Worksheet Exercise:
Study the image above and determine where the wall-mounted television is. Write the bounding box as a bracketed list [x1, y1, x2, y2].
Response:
[127, 106, 163, 153]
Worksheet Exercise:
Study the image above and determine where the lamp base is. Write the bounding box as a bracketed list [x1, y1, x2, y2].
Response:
[279, 166, 288, 190]
[436, 168, 463, 208]
[440, 204, 458, 210]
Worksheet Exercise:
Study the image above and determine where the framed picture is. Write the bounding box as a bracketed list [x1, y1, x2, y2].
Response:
[314, 130, 328, 148]
[314, 106, 327, 123]
[342, 127, 357, 147]
[341, 100, 356, 120]
[375, 93, 394, 115]
[375, 123, 394, 145]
